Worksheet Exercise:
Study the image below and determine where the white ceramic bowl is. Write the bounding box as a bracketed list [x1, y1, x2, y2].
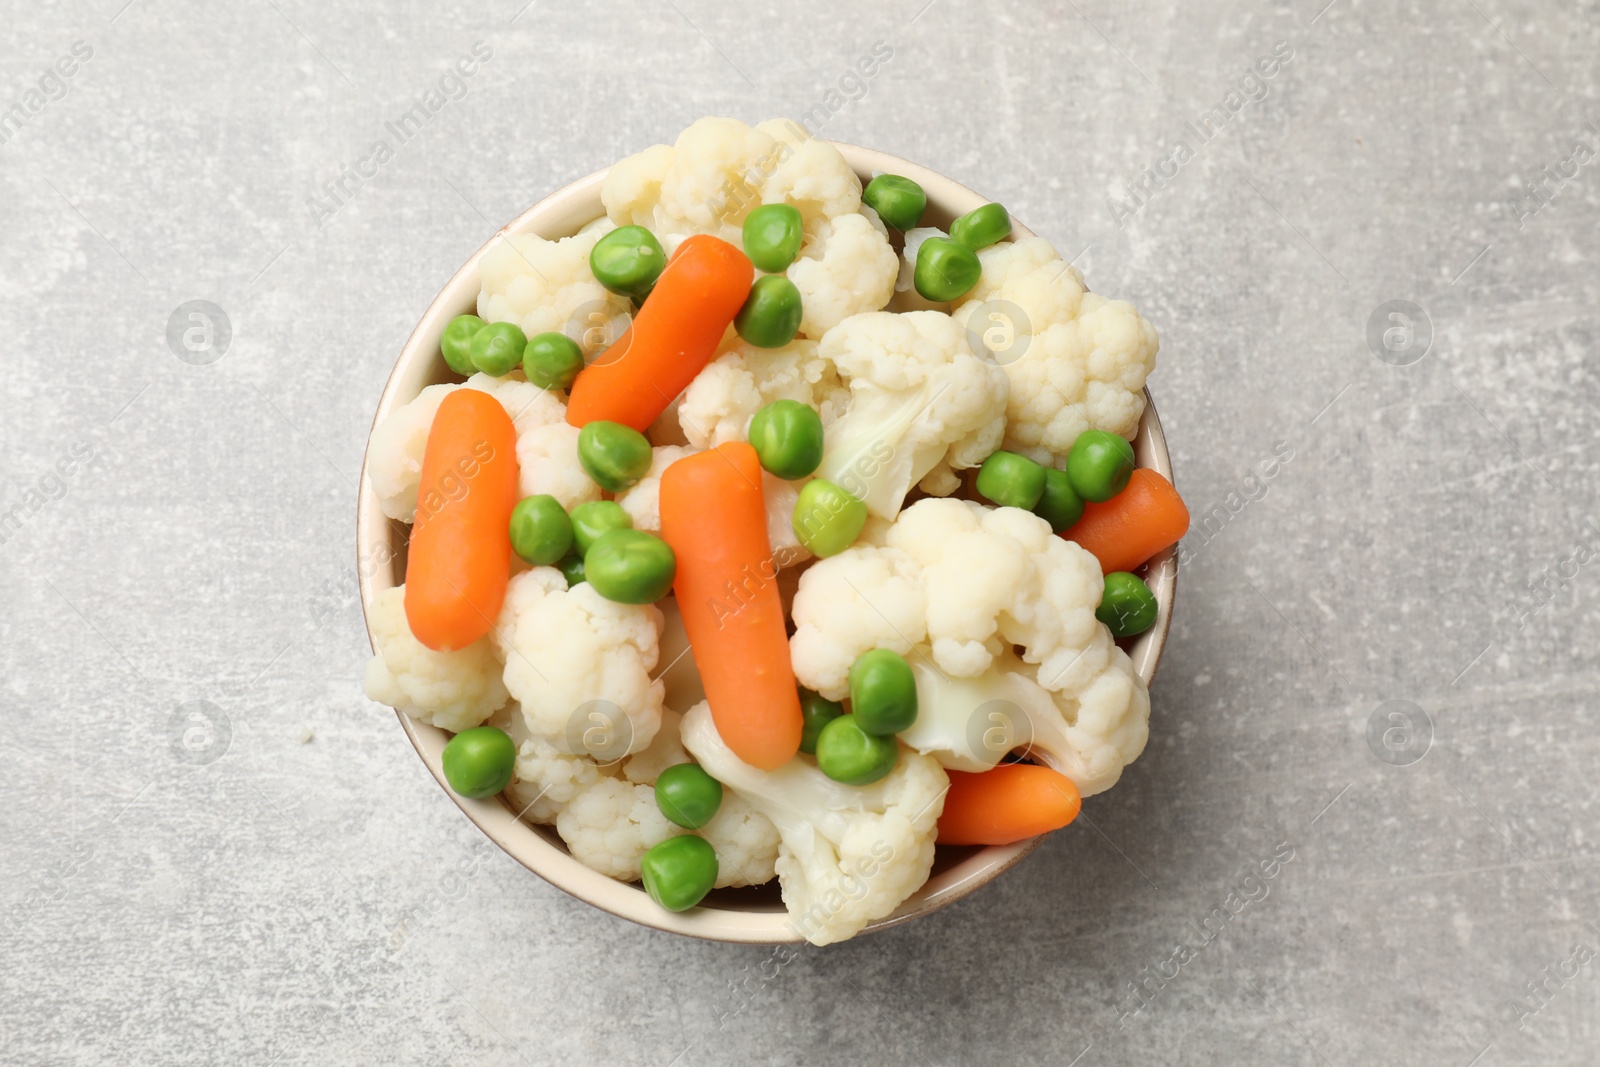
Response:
[357, 144, 1176, 943]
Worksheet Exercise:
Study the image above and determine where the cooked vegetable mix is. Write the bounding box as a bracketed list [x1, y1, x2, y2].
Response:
[365, 117, 1180, 942]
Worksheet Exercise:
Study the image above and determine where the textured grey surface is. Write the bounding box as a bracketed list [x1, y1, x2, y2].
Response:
[2, 0, 1598, 1063]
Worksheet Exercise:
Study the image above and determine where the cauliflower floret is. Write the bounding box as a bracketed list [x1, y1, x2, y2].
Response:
[602, 117, 862, 243]
[615, 445, 698, 533]
[489, 704, 619, 825]
[556, 775, 780, 887]
[811, 311, 1009, 519]
[951, 237, 1158, 464]
[655, 598, 706, 715]
[495, 568, 664, 757]
[516, 422, 598, 510]
[676, 336, 850, 450]
[789, 498, 1150, 796]
[788, 212, 899, 338]
[681, 701, 947, 946]
[364, 585, 508, 732]
[622, 707, 689, 786]
[478, 222, 632, 358]
[367, 373, 566, 522]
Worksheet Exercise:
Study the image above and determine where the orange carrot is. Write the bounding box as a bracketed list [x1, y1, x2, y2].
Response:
[566, 235, 753, 432]
[659, 443, 801, 769]
[404, 389, 520, 651]
[937, 764, 1082, 845]
[1061, 468, 1190, 575]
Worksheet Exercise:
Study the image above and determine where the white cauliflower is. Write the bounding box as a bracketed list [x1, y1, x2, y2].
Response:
[363, 585, 508, 732]
[789, 498, 1150, 796]
[681, 701, 948, 946]
[614, 445, 698, 533]
[676, 336, 850, 450]
[812, 311, 1009, 518]
[367, 373, 566, 522]
[602, 116, 861, 243]
[655, 598, 706, 716]
[787, 212, 899, 338]
[494, 568, 664, 757]
[622, 707, 689, 786]
[516, 422, 598, 510]
[950, 237, 1158, 464]
[556, 775, 781, 888]
[489, 703, 618, 825]
[478, 219, 632, 358]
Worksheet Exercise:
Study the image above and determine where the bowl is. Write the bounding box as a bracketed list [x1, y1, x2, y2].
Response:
[357, 142, 1176, 943]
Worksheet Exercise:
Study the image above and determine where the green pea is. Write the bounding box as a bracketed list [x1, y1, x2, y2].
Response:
[1097, 571, 1159, 638]
[1034, 468, 1085, 533]
[1066, 430, 1136, 502]
[468, 321, 528, 376]
[569, 500, 633, 556]
[508, 494, 573, 566]
[862, 174, 926, 231]
[748, 399, 824, 480]
[949, 203, 1012, 251]
[814, 715, 898, 785]
[558, 553, 586, 588]
[523, 331, 585, 391]
[640, 834, 718, 912]
[742, 203, 804, 273]
[441, 314, 485, 376]
[914, 237, 982, 302]
[848, 649, 918, 736]
[440, 726, 516, 799]
[590, 225, 665, 301]
[791, 478, 868, 558]
[584, 529, 676, 604]
[734, 275, 803, 349]
[975, 450, 1047, 510]
[654, 763, 723, 829]
[578, 420, 653, 492]
[798, 689, 845, 755]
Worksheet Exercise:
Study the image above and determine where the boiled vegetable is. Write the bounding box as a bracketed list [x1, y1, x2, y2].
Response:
[1098, 571, 1158, 638]
[914, 237, 981, 302]
[862, 174, 925, 231]
[949, 203, 1012, 251]
[569, 500, 632, 555]
[814, 715, 898, 785]
[654, 763, 723, 829]
[583, 529, 676, 604]
[508, 494, 573, 565]
[440, 314, 485, 375]
[975, 450, 1046, 510]
[1033, 468, 1084, 533]
[848, 649, 917, 736]
[937, 764, 1081, 845]
[1066, 430, 1135, 502]
[734, 275, 803, 348]
[798, 690, 845, 755]
[1062, 468, 1190, 575]
[590, 224, 665, 301]
[748, 399, 823, 480]
[742, 203, 804, 272]
[522, 331, 585, 391]
[640, 834, 718, 911]
[469, 321, 527, 377]
[791, 478, 867, 558]
[441, 725, 517, 798]
[578, 420, 653, 492]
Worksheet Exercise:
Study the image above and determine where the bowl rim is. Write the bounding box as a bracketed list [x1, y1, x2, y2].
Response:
[356, 140, 1175, 944]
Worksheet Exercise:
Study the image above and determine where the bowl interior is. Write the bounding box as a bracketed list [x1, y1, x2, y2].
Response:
[356, 142, 1175, 943]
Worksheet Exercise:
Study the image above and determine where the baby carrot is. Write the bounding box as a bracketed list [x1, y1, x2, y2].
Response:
[566, 235, 753, 433]
[659, 443, 802, 770]
[1061, 468, 1190, 575]
[937, 764, 1082, 846]
[403, 389, 520, 651]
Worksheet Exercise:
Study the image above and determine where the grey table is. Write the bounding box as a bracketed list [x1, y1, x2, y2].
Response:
[3, 1, 1597, 1064]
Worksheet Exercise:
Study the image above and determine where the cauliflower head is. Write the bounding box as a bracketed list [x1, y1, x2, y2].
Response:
[676, 336, 849, 451]
[364, 585, 508, 732]
[951, 237, 1158, 464]
[494, 568, 664, 757]
[614, 445, 698, 533]
[681, 701, 947, 946]
[478, 220, 632, 358]
[812, 311, 1009, 518]
[489, 703, 619, 825]
[787, 212, 899, 338]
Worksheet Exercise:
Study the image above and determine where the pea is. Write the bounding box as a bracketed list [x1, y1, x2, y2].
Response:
[914, 237, 982, 302]
[814, 715, 898, 785]
[734, 275, 803, 349]
[441, 314, 485, 376]
[584, 529, 676, 604]
[578, 420, 653, 492]
[469, 321, 527, 376]
[862, 174, 926, 231]
[654, 763, 723, 829]
[440, 726, 516, 799]
[848, 649, 918, 736]
[558, 553, 586, 588]
[590, 224, 665, 301]
[798, 689, 845, 755]
[1066, 430, 1136, 502]
[1097, 571, 1159, 638]
[949, 203, 1012, 251]
[523, 331, 585, 391]
[791, 478, 868, 558]
[748, 399, 824, 480]
[569, 500, 633, 556]
[742, 203, 804, 273]
[976, 450, 1047, 510]
[508, 494, 573, 566]
[1034, 467, 1085, 533]
[640, 834, 718, 912]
